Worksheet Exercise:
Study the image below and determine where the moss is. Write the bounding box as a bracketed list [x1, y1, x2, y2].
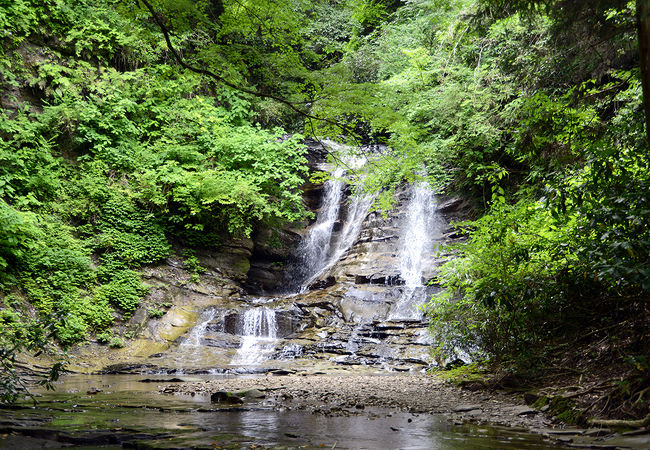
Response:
[548, 396, 583, 424]
[432, 363, 487, 386]
[234, 257, 251, 276]
[532, 395, 549, 409]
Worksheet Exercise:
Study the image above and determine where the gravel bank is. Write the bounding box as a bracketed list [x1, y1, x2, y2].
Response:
[163, 373, 552, 429]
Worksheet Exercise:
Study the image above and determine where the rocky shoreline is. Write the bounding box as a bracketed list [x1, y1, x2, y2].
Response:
[160, 372, 649, 448]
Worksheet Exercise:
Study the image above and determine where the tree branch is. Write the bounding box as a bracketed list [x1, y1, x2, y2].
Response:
[588, 413, 650, 428]
[137, 0, 357, 136]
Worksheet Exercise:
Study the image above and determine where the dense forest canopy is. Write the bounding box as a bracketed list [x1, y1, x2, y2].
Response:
[0, 0, 648, 411]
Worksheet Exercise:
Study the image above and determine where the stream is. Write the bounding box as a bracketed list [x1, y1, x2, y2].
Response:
[0, 374, 566, 449]
[0, 143, 577, 448]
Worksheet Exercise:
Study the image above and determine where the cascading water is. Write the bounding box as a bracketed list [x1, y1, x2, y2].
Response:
[231, 308, 278, 366]
[181, 308, 217, 348]
[293, 144, 373, 292]
[174, 141, 444, 372]
[299, 193, 374, 291]
[389, 181, 441, 320]
[293, 167, 346, 291]
[174, 308, 218, 371]
[329, 193, 374, 267]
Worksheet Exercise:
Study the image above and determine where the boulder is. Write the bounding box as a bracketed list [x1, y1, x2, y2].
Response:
[210, 391, 244, 404]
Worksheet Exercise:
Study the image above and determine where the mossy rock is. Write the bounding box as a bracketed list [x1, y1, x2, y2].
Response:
[211, 391, 245, 404]
[548, 396, 583, 424]
[532, 395, 549, 409]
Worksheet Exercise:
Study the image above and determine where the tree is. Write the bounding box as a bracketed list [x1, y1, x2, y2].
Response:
[479, 0, 650, 144]
[637, 0, 650, 144]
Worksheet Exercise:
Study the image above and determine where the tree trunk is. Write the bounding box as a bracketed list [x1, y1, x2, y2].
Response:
[637, 0, 650, 145]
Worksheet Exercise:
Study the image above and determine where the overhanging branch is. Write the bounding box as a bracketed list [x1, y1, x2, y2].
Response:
[137, 0, 357, 136]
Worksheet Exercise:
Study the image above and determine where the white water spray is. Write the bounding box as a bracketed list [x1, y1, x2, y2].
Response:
[389, 181, 440, 320]
[180, 308, 216, 349]
[295, 144, 373, 291]
[174, 308, 217, 371]
[295, 167, 346, 290]
[231, 308, 278, 365]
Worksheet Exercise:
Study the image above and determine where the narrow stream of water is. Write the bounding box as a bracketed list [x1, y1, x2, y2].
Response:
[294, 166, 346, 291]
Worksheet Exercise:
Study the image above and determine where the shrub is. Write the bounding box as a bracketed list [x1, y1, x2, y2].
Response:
[147, 308, 164, 319]
[108, 336, 124, 348]
[96, 331, 112, 344]
[94, 270, 149, 316]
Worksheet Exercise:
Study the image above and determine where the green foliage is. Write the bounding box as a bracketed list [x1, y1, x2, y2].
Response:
[96, 331, 112, 344]
[0, 0, 312, 351]
[431, 362, 487, 386]
[427, 200, 579, 361]
[399, 1, 649, 369]
[94, 270, 148, 316]
[147, 308, 165, 319]
[183, 250, 206, 283]
[351, 0, 389, 35]
[0, 0, 647, 398]
[0, 201, 38, 284]
[0, 306, 64, 405]
[96, 196, 170, 267]
[108, 336, 124, 349]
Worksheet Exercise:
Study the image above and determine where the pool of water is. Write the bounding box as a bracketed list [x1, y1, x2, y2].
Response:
[0, 374, 566, 449]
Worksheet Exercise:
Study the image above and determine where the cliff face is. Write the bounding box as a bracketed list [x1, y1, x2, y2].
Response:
[66, 140, 471, 374]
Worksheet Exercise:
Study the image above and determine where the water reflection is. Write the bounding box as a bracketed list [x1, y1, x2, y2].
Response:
[0, 374, 569, 449]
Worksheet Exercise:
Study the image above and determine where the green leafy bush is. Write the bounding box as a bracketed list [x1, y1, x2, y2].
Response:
[427, 199, 579, 362]
[94, 270, 149, 316]
[108, 336, 124, 349]
[0, 305, 64, 405]
[96, 331, 112, 344]
[96, 196, 170, 267]
[147, 308, 165, 319]
[0, 0, 312, 350]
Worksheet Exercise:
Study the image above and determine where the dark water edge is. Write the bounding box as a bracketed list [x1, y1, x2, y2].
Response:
[0, 374, 566, 449]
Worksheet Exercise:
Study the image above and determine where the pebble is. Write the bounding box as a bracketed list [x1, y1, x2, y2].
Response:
[163, 374, 553, 430]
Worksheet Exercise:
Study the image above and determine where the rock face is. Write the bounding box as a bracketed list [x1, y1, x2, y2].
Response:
[72, 142, 470, 375]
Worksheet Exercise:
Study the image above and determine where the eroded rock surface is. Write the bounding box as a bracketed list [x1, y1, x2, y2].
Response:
[69, 140, 471, 376]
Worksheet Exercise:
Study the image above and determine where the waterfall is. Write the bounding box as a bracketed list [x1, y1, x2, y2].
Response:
[231, 308, 278, 366]
[389, 181, 440, 320]
[293, 145, 373, 292]
[172, 308, 217, 372]
[293, 167, 346, 290]
[298, 193, 374, 291]
[329, 193, 374, 267]
[181, 308, 217, 348]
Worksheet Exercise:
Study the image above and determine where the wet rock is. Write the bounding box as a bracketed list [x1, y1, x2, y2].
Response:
[444, 359, 465, 370]
[98, 363, 158, 375]
[210, 391, 244, 404]
[454, 404, 482, 413]
[243, 389, 266, 399]
[523, 392, 539, 405]
[86, 387, 102, 395]
[138, 378, 184, 383]
[436, 197, 466, 214]
[510, 405, 537, 416]
[195, 240, 253, 283]
[583, 427, 612, 437]
[308, 276, 336, 290]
